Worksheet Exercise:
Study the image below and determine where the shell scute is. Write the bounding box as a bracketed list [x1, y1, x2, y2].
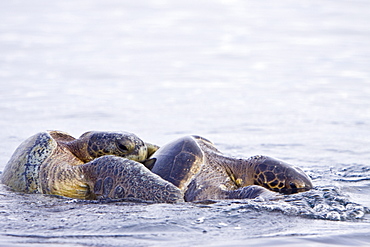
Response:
[151, 136, 204, 191]
[1, 132, 56, 193]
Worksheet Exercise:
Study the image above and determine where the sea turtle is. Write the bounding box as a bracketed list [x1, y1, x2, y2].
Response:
[1, 131, 312, 203]
[0, 131, 183, 203]
[144, 135, 313, 201]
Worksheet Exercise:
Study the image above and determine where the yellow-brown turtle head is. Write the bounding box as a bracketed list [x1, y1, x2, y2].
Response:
[251, 156, 313, 194]
[67, 131, 149, 163]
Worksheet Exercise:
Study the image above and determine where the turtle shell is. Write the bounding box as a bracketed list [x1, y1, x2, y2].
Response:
[150, 136, 204, 191]
[1, 132, 57, 193]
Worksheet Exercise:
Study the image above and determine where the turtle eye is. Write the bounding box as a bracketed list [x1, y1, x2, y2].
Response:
[118, 144, 128, 151]
[116, 140, 130, 152]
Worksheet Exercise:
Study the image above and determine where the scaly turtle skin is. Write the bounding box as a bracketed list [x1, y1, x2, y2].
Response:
[1, 131, 182, 203]
[146, 135, 313, 201]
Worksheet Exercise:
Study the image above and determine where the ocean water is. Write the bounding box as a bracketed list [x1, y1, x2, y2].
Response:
[1, 0, 370, 246]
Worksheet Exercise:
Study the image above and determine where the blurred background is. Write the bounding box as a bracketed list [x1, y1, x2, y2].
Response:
[1, 0, 370, 170]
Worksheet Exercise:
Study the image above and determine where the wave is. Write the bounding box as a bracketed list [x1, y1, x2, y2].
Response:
[192, 186, 369, 221]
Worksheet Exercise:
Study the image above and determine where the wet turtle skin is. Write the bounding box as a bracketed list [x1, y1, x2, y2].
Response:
[147, 135, 313, 202]
[1, 131, 183, 203]
[1, 131, 311, 203]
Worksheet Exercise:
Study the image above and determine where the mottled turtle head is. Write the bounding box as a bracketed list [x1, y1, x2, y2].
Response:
[252, 156, 313, 194]
[69, 131, 148, 163]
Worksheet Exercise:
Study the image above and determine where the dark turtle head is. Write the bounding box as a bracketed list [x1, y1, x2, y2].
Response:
[252, 156, 312, 194]
[69, 131, 148, 163]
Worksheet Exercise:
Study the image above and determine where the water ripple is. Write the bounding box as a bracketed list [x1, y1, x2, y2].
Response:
[198, 186, 368, 221]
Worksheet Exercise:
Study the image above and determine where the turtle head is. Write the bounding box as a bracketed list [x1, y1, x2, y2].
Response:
[251, 156, 313, 194]
[69, 131, 148, 163]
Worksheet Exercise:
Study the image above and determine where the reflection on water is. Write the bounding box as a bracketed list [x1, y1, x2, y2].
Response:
[1, 0, 370, 246]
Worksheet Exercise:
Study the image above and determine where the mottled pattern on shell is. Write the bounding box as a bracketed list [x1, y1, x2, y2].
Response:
[1, 132, 57, 192]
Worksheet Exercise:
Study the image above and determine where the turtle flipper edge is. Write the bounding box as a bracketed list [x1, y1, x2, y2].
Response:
[225, 185, 277, 199]
[79, 155, 184, 203]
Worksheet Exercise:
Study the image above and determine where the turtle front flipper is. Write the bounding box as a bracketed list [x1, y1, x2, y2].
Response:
[225, 185, 277, 199]
[79, 156, 184, 203]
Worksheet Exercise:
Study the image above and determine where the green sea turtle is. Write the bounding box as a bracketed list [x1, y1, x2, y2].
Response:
[1, 131, 312, 203]
[0, 131, 183, 203]
[145, 135, 313, 201]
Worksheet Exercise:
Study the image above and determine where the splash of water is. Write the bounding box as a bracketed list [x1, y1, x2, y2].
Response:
[200, 186, 368, 221]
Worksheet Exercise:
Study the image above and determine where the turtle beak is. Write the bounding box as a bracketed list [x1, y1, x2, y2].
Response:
[281, 166, 313, 194]
[145, 142, 160, 158]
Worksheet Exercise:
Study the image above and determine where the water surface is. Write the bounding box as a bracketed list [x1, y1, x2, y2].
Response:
[1, 0, 370, 246]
